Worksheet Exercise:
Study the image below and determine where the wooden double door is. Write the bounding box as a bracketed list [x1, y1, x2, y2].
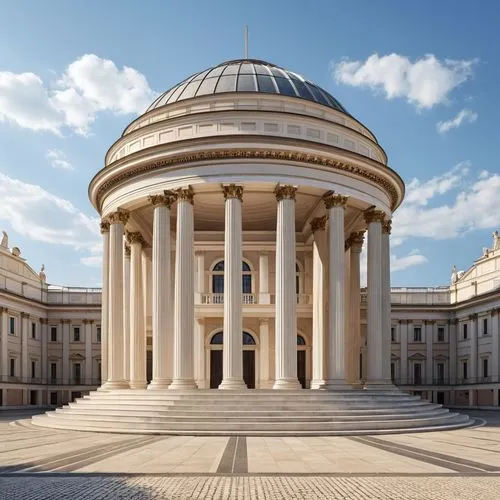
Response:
[210, 350, 255, 389]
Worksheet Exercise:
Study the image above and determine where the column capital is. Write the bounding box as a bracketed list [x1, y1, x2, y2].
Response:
[126, 231, 146, 246]
[259, 317, 270, 326]
[100, 220, 110, 233]
[0, 306, 8, 313]
[274, 184, 297, 202]
[175, 186, 194, 204]
[491, 308, 499, 317]
[348, 231, 365, 252]
[322, 191, 349, 209]
[310, 215, 327, 233]
[124, 242, 131, 258]
[20, 312, 30, 319]
[469, 313, 478, 321]
[149, 190, 177, 208]
[108, 209, 129, 225]
[83, 319, 89, 325]
[222, 184, 243, 201]
[382, 219, 392, 235]
[364, 209, 386, 224]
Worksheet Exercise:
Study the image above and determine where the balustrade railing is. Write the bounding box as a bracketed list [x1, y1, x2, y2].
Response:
[198, 293, 312, 305]
[0, 375, 101, 386]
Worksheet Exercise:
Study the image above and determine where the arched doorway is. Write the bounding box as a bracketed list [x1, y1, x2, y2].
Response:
[297, 334, 307, 388]
[209, 331, 257, 389]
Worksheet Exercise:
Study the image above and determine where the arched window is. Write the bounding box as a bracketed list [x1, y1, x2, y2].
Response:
[297, 334, 306, 346]
[210, 331, 256, 345]
[211, 260, 253, 293]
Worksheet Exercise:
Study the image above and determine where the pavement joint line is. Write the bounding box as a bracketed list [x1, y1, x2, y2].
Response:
[353, 435, 500, 473]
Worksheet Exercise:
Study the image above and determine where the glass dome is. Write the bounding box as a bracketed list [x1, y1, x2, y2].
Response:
[146, 59, 349, 115]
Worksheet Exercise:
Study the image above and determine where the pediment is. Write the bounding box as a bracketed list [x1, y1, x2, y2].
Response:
[70, 353, 85, 361]
[433, 354, 448, 361]
[408, 352, 426, 360]
[391, 352, 400, 360]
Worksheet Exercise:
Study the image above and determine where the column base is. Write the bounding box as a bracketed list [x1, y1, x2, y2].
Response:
[310, 379, 327, 390]
[318, 380, 352, 391]
[218, 378, 247, 390]
[147, 379, 172, 390]
[363, 380, 399, 391]
[100, 380, 129, 390]
[168, 379, 198, 390]
[129, 381, 147, 390]
[273, 378, 302, 390]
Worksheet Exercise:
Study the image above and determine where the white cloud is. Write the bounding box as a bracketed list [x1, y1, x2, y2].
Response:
[393, 165, 500, 242]
[333, 53, 477, 109]
[0, 54, 157, 135]
[437, 108, 478, 133]
[0, 173, 100, 252]
[46, 148, 74, 170]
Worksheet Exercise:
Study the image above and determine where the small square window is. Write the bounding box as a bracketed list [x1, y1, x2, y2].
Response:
[437, 327, 445, 342]
[9, 317, 15, 334]
[73, 327, 80, 342]
[50, 326, 57, 342]
[413, 327, 422, 342]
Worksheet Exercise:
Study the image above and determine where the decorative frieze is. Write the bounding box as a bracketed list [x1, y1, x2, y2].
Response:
[322, 191, 348, 209]
[222, 184, 244, 201]
[274, 184, 297, 201]
[364, 209, 386, 224]
[149, 190, 177, 208]
[310, 215, 327, 233]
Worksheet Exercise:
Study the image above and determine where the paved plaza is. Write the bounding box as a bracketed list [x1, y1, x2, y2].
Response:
[0, 410, 500, 499]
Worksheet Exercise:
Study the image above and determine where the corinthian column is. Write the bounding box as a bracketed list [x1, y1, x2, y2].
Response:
[310, 215, 327, 389]
[220, 184, 246, 390]
[349, 231, 364, 385]
[148, 192, 176, 390]
[127, 231, 147, 389]
[102, 209, 129, 389]
[364, 209, 386, 386]
[323, 192, 349, 388]
[381, 220, 393, 385]
[100, 220, 110, 385]
[273, 185, 301, 390]
[169, 187, 197, 390]
[123, 243, 131, 385]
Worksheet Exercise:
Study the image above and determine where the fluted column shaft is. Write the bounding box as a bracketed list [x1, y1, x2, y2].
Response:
[62, 320, 70, 384]
[170, 187, 197, 390]
[273, 185, 301, 390]
[349, 232, 364, 385]
[365, 209, 385, 385]
[41, 319, 48, 383]
[21, 313, 29, 381]
[102, 210, 129, 389]
[220, 185, 246, 389]
[123, 244, 131, 384]
[149, 193, 176, 389]
[100, 221, 110, 384]
[324, 193, 349, 388]
[259, 252, 270, 304]
[470, 314, 478, 382]
[310, 216, 327, 389]
[1, 308, 7, 379]
[381, 220, 393, 384]
[128, 232, 147, 389]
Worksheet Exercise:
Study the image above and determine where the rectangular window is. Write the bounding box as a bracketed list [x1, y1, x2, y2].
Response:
[96, 326, 101, 343]
[50, 363, 57, 382]
[437, 363, 445, 383]
[483, 359, 489, 379]
[483, 318, 488, 335]
[391, 327, 396, 343]
[463, 361, 468, 380]
[98, 362, 102, 382]
[73, 363, 81, 384]
[9, 317, 15, 334]
[31, 361, 36, 379]
[31, 322, 36, 339]
[73, 326, 80, 342]
[50, 392, 58, 405]
[390, 362, 395, 381]
[50, 326, 57, 342]
[413, 327, 422, 342]
[463, 323, 468, 340]
[413, 363, 422, 385]
[437, 327, 445, 342]
[9, 358, 15, 377]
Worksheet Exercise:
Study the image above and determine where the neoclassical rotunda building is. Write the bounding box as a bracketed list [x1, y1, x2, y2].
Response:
[33, 59, 470, 434]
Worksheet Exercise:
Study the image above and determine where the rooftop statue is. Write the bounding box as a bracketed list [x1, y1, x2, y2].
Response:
[1, 230, 8, 248]
[493, 231, 500, 251]
[39, 264, 46, 283]
[451, 265, 458, 284]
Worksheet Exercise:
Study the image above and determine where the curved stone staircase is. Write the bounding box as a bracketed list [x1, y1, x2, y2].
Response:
[31, 389, 472, 436]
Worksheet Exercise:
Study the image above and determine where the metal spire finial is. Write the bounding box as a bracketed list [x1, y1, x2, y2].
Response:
[244, 25, 248, 59]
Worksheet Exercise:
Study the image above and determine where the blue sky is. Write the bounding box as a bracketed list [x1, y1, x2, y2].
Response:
[0, 0, 498, 287]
